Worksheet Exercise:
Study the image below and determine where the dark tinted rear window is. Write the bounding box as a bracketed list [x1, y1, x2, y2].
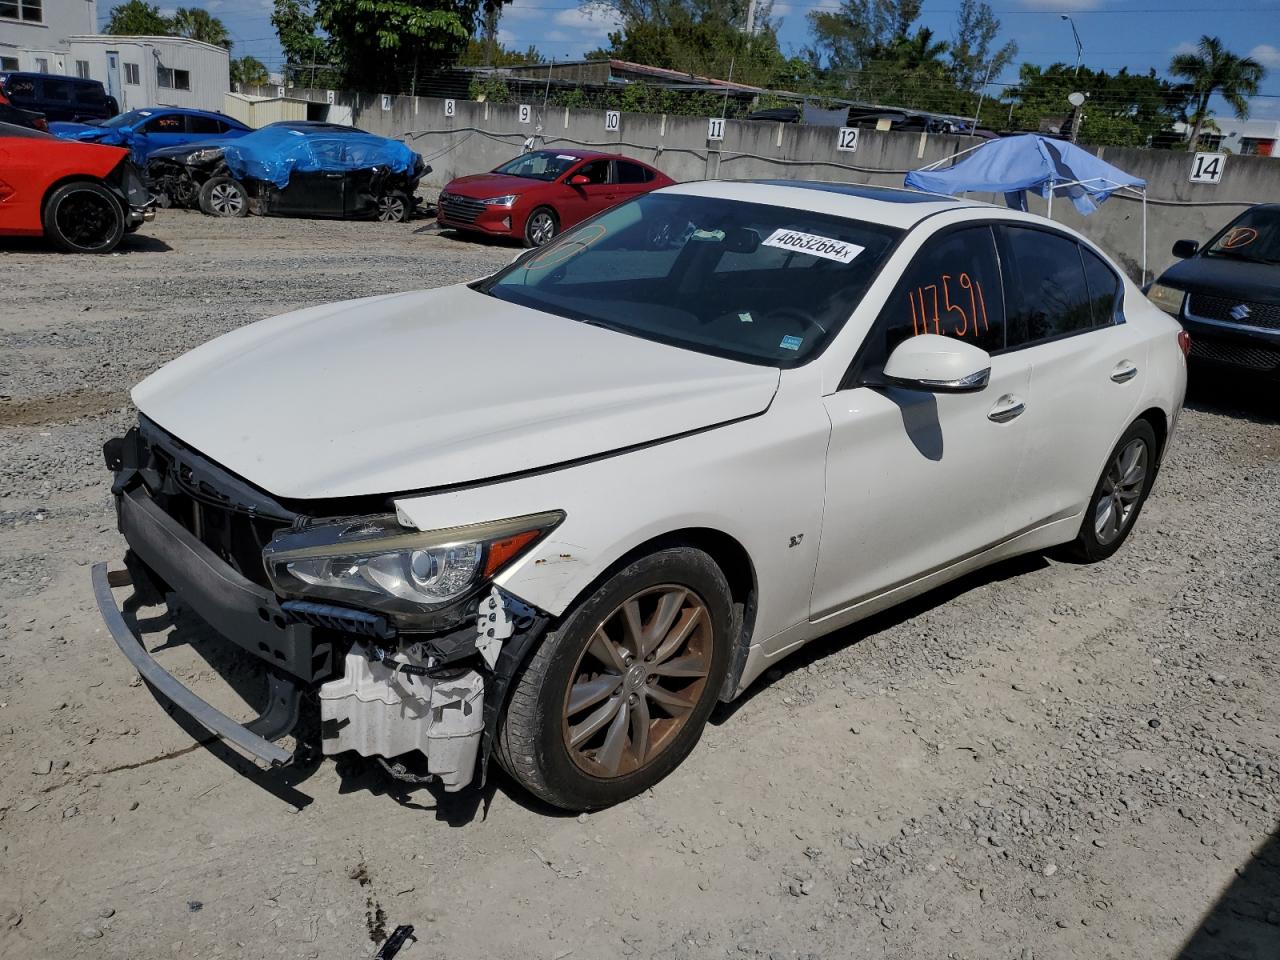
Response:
[42, 78, 72, 101]
[998, 226, 1094, 348]
[1080, 246, 1122, 327]
[187, 115, 222, 134]
[617, 161, 652, 184]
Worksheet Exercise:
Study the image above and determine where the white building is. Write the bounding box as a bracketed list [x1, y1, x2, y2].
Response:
[0, 0, 97, 73]
[1211, 118, 1280, 158]
[66, 35, 229, 111]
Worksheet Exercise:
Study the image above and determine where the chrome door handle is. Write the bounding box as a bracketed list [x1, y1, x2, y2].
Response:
[988, 394, 1026, 423]
[1111, 361, 1139, 383]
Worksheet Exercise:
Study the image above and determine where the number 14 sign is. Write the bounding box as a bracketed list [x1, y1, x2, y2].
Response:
[1190, 152, 1225, 184]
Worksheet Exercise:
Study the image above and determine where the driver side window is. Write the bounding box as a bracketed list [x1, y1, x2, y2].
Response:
[572, 160, 610, 185]
[868, 225, 1006, 369]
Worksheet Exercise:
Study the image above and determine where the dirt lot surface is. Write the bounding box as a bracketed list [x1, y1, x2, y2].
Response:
[1, 211, 1278, 960]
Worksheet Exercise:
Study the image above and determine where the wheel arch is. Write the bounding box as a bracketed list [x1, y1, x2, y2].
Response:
[1134, 405, 1168, 460]
[40, 173, 118, 223]
[535, 526, 759, 697]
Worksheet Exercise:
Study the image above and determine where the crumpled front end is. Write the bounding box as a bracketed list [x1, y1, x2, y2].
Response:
[94, 416, 551, 792]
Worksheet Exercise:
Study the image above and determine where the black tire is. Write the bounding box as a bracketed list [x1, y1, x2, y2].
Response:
[41, 180, 125, 254]
[523, 206, 558, 247]
[1067, 419, 1159, 563]
[376, 190, 411, 223]
[198, 176, 249, 217]
[496, 547, 734, 810]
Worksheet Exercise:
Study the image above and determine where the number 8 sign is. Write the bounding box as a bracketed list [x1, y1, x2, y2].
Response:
[444, 98, 455, 117]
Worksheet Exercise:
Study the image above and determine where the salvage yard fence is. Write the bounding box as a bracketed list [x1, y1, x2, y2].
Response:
[243, 84, 1280, 280]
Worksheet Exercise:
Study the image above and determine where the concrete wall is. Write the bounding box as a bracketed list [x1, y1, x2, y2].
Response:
[254, 84, 1280, 282]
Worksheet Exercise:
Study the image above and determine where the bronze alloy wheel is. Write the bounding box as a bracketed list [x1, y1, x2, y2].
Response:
[561, 585, 712, 778]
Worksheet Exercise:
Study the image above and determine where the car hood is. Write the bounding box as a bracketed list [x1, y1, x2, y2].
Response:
[444, 173, 548, 198]
[148, 139, 226, 163]
[131, 285, 780, 501]
[50, 120, 111, 141]
[1157, 255, 1280, 304]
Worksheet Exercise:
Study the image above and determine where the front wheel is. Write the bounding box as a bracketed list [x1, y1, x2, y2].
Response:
[199, 176, 249, 217]
[1067, 419, 1158, 562]
[377, 190, 410, 223]
[42, 181, 125, 254]
[496, 547, 733, 810]
[523, 206, 558, 247]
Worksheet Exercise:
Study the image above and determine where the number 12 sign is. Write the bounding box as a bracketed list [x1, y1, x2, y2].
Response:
[1190, 152, 1225, 184]
[836, 127, 859, 152]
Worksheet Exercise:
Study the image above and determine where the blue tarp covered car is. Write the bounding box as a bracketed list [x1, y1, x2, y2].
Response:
[50, 108, 251, 164]
[144, 121, 428, 223]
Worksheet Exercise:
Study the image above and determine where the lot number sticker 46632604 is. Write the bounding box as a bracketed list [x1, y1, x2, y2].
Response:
[762, 229, 864, 263]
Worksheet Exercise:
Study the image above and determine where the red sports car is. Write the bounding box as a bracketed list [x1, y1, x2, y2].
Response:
[437, 149, 673, 247]
[0, 120, 153, 253]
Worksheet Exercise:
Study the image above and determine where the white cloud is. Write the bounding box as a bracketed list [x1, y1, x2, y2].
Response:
[552, 6, 623, 31]
[1249, 44, 1280, 69]
[771, 1, 792, 18]
[1170, 41, 1199, 57]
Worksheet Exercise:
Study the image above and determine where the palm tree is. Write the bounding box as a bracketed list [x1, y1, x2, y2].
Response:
[169, 7, 233, 49]
[1170, 35, 1265, 151]
[230, 55, 270, 88]
[891, 26, 948, 70]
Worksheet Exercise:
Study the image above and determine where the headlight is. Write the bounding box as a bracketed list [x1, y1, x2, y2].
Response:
[1146, 283, 1185, 316]
[187, 148, 223, 165]
[262, 511, 562, 630]
[482, 194, 517, 206]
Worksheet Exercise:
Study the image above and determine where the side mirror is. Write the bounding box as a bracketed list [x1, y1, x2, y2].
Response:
[568, 174, 590, 186]
[880, 334, 991, 393]
[1172, 239, 1198, 259]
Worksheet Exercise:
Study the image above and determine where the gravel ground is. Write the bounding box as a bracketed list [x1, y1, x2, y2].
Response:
[1, 210, 1278, 960]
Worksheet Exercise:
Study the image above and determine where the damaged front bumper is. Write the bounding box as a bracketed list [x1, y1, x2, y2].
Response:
[95, 425, 550, 791]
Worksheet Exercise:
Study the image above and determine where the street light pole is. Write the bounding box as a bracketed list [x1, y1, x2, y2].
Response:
[1061, 14, 1083, 76]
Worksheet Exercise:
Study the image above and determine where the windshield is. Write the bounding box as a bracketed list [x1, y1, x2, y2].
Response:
[483, 192, 903, 366]
[101, 109, 151, 129]
[492, 151, 581, 182]
[1204, 206, 1280, 265]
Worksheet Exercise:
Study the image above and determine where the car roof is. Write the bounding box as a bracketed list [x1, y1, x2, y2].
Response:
[0, 71, 104, 86]
[131, 106, 239, 120]
[661, 179, 986, 229]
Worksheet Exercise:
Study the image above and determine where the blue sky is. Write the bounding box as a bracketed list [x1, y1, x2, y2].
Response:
[109, 0, 1280, 119]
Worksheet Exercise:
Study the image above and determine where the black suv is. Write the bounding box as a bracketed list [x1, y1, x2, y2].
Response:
[1146, 204, 1280, 379]
[0, 72, 118, 123]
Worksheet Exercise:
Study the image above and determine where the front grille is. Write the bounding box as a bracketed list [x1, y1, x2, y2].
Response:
[1189, 337, 1280, 371]
[1187, 294, 1280, 331]
[437, 192, 485, 224]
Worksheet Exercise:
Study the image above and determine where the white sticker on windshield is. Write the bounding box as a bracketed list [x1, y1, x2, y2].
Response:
[556, 154, 576, 160]
[762, 229, 863, 263]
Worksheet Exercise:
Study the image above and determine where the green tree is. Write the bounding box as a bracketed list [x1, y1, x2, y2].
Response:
[949, 0, 1016, 94]
[230, 55, 270, 87]
[806, 0, 920, 74]
[105, 0, 171, 35]
[316, 0, 481, 92]
[1006, 63, 1184, 147]
[271, 0, 339, 86]
[169, 7, 232, 49]
[1170, 35, 1266, 150]
[457, 39, 544, 67]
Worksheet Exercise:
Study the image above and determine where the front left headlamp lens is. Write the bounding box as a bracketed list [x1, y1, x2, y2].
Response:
[263, 511, 562, 629]
[1146, 283, 1185, 316]
[482, 194, 518, 206]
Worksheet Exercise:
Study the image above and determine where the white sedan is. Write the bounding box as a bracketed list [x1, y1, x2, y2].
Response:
[95, 180, 1188, 811]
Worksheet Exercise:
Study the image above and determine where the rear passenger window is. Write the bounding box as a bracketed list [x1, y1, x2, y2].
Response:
[617, 161, 652, 184]
[187, 115, 221, 135]
[1080, 246, 1122, 327]
[999, 226, 1094, 347]
[43, 79, 72, 102]
[870, 225, 1006, 363]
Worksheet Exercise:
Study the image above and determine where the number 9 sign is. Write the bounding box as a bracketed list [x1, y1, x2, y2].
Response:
[518, 104, 532, 124]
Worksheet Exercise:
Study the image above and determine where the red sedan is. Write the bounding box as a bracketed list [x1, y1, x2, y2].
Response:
[437, 149, 673, 247]
[0, 121, 153, 253]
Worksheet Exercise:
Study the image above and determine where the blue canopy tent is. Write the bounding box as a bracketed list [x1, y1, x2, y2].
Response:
[905, 134, 1149, 281]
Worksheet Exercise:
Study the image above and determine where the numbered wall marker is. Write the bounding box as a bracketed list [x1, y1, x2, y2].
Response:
[276, 85, 285, 98]
[518, 104, 532, 124]
[1190, 152, 1225, 184]
[444, 98, 456, 117]
[605, 110, 620, 132]
[707, 117, 725, 141]
[837, 127, 859, 152]
[326, 89, 335, 105]
[380, 94, 392, 112]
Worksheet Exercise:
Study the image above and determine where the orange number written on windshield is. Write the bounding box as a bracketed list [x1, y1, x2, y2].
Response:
[908, 273, 990, 339]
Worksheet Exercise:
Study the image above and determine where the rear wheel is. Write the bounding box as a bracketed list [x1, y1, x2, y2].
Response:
[523, 206, 558, 247]
[496, 547, 733, 810]
[1067, 419, 1158, 562]
[199, 176, 249, 217]
[376, 191, 410, 223]
[42, 181, 125, 254]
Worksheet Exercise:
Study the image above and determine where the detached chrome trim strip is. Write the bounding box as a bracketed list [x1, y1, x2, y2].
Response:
[91, 562, 294, 768]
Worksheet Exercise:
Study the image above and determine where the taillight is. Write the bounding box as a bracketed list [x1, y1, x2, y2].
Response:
[1178, 330, 1191, 358]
